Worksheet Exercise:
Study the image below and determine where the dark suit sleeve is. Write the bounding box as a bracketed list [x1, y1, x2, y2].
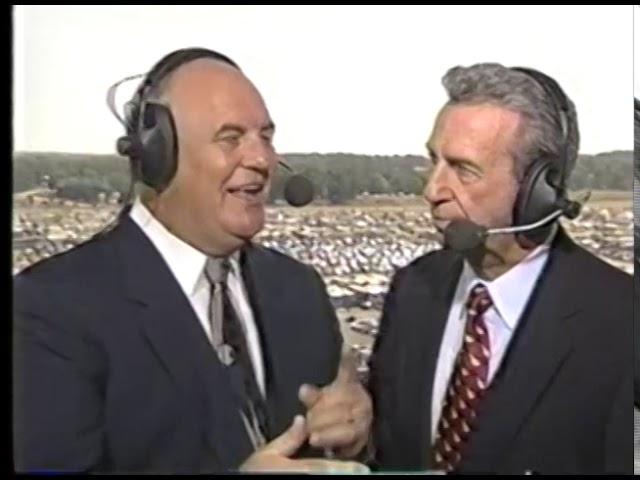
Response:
[604, 364, 633, 474]
[634, 272, 640, 407]
[311, 268, 343, 372]
[605, 275, 634, 475]
[13, 276, 107, 473]
[289, 268, 345, 461]
[366, 269, 404, 470]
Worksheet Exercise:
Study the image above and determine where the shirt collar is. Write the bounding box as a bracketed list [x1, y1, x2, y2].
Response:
[458, 239, 552, 331]
[129, 197, 241, 297]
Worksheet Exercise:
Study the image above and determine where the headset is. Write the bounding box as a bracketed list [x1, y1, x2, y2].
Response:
[107, 46, 314, 219]
[444, 67, 585, 251]
[509, 66, 581, 244]
[511, 67, 581, 243]
[116, 47, 241, 193]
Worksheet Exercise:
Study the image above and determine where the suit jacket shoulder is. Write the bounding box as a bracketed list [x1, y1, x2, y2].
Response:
[387, 247, 460, 294]
[15, 228, 121, 292]
[243, 242, 327, 283]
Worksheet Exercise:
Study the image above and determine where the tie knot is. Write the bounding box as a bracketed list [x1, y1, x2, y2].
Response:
[465, 283, 493, 316]
[204, 257, 230, 285]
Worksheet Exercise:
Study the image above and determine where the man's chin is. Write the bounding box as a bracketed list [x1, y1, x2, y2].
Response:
[432, 218, 452, 233]
[226, 218, 264, 243]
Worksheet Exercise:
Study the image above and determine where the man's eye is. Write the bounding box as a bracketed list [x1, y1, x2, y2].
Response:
[455, 165, 479, 181]
[220, 136, 240, 146]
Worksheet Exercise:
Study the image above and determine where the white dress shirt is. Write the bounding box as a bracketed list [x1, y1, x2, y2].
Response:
[430, 242, 552, 440]
[129, 197, 266, 397]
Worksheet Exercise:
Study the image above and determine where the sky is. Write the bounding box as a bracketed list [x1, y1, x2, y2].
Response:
[13, 5, 633, 156]
[633, 5, 640, 99]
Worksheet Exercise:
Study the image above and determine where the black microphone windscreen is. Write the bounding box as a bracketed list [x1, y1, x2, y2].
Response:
[283, 174, 314, 207]
[443, 219, 488, 252]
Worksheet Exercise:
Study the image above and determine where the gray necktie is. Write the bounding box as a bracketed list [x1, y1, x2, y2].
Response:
[204, 257, 234, 365]
[203, 256, 267, 449]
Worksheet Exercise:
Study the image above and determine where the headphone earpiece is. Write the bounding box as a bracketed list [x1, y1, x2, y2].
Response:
[116, 47, 240, 193]
[510, 66, 574, 244]
[513, 160, 563, 244]
[136, 101, 178, 192]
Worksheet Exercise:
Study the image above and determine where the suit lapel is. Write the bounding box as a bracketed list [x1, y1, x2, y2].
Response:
[240, 245, 294, 439]
[113, 218, 255, 468]
[458, 230, 581, 472]
[401, 254, 463, 468]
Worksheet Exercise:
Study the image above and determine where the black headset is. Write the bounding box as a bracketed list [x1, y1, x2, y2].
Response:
[116, 47, 240, 193]
[509, 66, 579, 243]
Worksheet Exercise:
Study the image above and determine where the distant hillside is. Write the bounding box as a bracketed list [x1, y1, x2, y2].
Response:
[12, 150, 632, 203]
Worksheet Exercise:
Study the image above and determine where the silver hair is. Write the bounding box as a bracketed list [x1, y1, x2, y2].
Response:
[441, 63, 580, 187]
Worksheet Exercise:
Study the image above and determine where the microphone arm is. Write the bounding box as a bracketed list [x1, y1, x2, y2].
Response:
[277, 159, 294, 173]
[487, 190, 590, 235]
[487, 209, 564, 235]
[443, 191, 590, 252]
[106, 73, 146, 128]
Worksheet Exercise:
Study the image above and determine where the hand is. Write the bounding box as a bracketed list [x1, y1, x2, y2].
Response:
[239, 415, 370, 473]
[298, 348, 373, 459]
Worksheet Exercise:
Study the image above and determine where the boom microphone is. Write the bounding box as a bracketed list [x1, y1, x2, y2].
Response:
[278, 159, 314, 207]
[444, 194, 588, 252]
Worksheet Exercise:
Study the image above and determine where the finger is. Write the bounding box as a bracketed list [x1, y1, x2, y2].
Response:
[266, 415, 308, 457]
[298, 383, 322, 409]
[309, 424, 363, 450]
[335, 438, 370, 461]
[307, 386, 371, 432]
[350, 401, 373, 426]
[299, 458, 370, 474]
[306, 402, 354, 434]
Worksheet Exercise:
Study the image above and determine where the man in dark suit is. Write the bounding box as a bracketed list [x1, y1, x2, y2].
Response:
[13, 48, 371, 474]
[633, 97, 640, 473]
[634, 98, 640, 410]
[368, 63, 632, 474]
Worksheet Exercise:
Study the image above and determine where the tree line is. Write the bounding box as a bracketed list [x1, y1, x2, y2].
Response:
[13, 150, 632, 203]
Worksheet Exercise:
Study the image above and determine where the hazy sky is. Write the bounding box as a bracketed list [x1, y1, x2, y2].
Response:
[14, 5, 633, 156]
[635, 6, 640, 99]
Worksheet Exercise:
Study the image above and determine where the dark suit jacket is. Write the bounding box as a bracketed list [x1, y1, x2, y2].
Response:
[368, 229, 632, 474]
[13, 216, 342, 474]
[634, 261, 640, 408]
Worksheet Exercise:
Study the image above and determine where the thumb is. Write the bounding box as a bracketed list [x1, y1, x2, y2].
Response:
[298, 383, 322, 409]
[265, 415, 308, 457]
[334, 348, 358, 385]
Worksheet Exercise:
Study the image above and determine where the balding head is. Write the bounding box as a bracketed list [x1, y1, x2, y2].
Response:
[142, 55, 279, 256]
[159, 58, 270, 148]
[158, 57, 245, 103]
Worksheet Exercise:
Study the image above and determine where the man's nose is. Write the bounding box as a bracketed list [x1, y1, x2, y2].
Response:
[423, 162, 452, 205]
[242, 137, 276, 172]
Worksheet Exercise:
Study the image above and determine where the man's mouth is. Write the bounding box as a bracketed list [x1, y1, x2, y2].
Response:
[227, 182, 267, 203]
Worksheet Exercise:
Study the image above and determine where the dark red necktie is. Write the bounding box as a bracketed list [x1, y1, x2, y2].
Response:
[432, 283, 493, 473]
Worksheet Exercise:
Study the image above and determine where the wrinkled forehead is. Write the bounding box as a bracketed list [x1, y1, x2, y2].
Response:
[429, 103, 522, 156]
[436, 103, 520, 136]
